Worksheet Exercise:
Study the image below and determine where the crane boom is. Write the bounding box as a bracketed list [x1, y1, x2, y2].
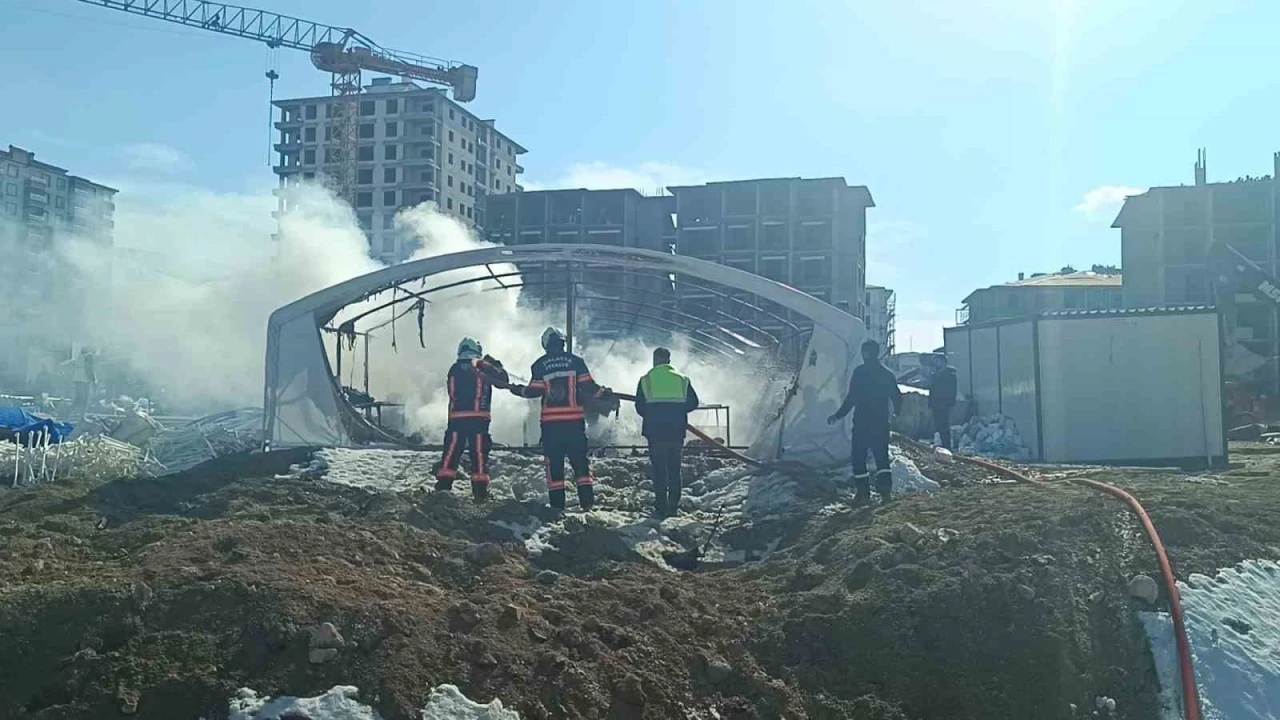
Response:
[73, 0, 477, 101]
[75, 0, 478, 207]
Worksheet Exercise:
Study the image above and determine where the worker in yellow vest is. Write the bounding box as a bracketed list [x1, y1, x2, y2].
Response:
[634, 347, 700, 518]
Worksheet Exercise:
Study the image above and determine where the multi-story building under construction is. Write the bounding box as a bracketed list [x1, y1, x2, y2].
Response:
[0, 144, 116, 389]
[272, 79, 526, 262]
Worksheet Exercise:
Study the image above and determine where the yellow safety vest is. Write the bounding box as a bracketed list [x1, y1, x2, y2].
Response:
[640, 364, 689, 403]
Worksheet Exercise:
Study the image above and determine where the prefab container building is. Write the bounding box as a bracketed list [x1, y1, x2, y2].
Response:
[943, 306, 1226, 466]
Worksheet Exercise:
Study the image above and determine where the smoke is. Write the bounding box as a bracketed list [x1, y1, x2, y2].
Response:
[4, 181, 787, 446]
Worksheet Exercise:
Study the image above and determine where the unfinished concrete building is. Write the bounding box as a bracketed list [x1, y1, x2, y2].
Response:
[0, 144, 116, 390]
[1113, 150, 1280, 391]
[959, 270, 1123, 325]
[483, 189, 677, 330]
[666, 178, 874, 340]
[272, 79, 526, 262]
[865, 285, 896, 356]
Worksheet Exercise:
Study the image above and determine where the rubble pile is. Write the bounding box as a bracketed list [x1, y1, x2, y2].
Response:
[959, 414, 1031, 461]
[0, 434, 159, 487]
[147, 408, 265, 475]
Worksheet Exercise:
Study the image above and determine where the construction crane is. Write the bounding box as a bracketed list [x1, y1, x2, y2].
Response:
[75, 0, 478, 205]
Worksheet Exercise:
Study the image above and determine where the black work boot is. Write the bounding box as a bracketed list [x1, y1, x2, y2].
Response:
[549, 489, 567, 511]
[577, 484, 595, 511]
[653, 499, 669, 519]
[471, 482, 489, 503]
[875, 480, 893, 503]
[851, 483, 872, 507]
[434, 477, 454, 492]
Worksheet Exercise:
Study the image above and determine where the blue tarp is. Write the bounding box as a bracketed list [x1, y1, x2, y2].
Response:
[0, 406, 75, 444]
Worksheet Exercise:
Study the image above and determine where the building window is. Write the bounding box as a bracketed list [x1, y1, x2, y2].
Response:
[56, 178, 66, 190]
[384, 168, 397, 183]
[495, 158, 501, 169]
[359, 100, 375, 116]
[304, 127, 316, 142]
[304, 149, 316, 164]
[324, 126, 333, 142]
[447, 198, 454, 210]
[419, 170, 433, 183]
[448, 175, 454, 187]
[449, 108, 455, 120]
[358, 169, 374, 185]
[448, 130, 455, 142]
[448, 152, 454, 166]
[55, 196, 65, 209]
[324, 148, 336, 163]
[760, 256, 788, 282]
[384, 190, 396, 206]
[5, 183, 15, 196]
[385, 99, 399, 114]
[358, 146, 374, 161]
[305, 104, 317, 119]
[356, 192, 373, 208]
[325, 104, 335, 119]
[3, 203, 14, 215]
[358, 123, 374, 139]
[303, 172, 315, 180]
[6, 165, 17, 176]
[418, 146, 434, 160]
[385, 121, 399, 138]
[385, 145, 398, 160]
[383, 215, 395, 230]
[466, 205, 472, 219]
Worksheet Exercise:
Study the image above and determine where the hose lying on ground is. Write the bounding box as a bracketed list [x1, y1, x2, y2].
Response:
[893, 433, 1203, 720]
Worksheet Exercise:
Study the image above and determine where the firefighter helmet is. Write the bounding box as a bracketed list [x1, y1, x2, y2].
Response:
[541, 327, 566, 351]
[457, 337, 483, 360]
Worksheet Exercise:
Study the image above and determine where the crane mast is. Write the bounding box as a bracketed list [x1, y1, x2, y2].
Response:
[75, 0, 478, 205]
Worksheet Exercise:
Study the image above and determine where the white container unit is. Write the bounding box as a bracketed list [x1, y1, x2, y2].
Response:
[944, 307, 1226, 466]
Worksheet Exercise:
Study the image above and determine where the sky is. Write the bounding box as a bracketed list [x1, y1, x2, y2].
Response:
[3, 0, 1280, 349]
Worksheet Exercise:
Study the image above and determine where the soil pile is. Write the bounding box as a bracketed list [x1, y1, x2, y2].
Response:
[2, 444, 1279, 719]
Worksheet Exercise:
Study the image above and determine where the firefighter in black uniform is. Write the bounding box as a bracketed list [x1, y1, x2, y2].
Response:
[508, 327, 612, 511]
[828, 339, 903, 504]
[436, 337, 509, 502]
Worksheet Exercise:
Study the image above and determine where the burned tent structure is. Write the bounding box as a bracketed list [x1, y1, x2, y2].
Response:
[262, 244, 865, 465]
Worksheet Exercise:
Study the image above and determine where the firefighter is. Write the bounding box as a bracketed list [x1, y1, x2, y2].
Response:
[436, 337, 509, 502]
[828, 339, 903, 504]
[635, 347, 700, 518]
[507, 327, 611, 511]
[928, 352, 958, 450]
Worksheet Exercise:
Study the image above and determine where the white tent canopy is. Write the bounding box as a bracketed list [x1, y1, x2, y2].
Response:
[263, 244, 865, 465]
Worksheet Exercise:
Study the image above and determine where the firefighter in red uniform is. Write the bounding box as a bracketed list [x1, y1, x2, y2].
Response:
[436, 337, 509, 502]
[508, 327, 611, 511]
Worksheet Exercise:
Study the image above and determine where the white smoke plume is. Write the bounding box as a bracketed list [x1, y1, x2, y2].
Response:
[7, 182, 784, 445]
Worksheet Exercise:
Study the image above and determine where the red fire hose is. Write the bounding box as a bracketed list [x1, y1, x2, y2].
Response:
[895, 435, 1202, 720]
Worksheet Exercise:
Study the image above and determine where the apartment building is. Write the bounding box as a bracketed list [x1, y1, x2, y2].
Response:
[1113, 150, 1280, 390]
[484, 189, 676, 323]
[959, 270, 1122, 325]
[272, 79, 526, 262]
[666, 177, 874, 339]
[865, 285, 896, 355]
[0, 144, 117, 388]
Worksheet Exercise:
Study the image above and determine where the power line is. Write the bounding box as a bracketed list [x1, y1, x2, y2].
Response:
[4, 1, 224, 40]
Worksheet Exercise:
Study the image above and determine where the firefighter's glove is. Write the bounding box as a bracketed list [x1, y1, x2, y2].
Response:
[507, 384, 527, 397]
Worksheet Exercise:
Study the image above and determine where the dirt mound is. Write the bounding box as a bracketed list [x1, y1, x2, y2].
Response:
[2, 444, 1279, 719]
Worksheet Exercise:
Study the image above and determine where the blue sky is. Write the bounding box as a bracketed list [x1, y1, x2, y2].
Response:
[4, 0, 1280, 348]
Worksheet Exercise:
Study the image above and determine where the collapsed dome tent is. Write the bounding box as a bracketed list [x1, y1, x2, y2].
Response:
[263, 244, 865, 465]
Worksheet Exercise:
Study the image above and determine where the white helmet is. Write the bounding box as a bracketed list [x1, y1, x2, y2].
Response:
[457, 337, 482, 360]
[541, 327, 566, 351]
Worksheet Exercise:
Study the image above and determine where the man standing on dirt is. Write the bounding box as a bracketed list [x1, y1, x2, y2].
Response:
[828, 339, 902, 504]
[436, 338, 509, 503]
[635, 347, 700, 518]
[508, 327, 613, 511]
[928, 353, 958, 451]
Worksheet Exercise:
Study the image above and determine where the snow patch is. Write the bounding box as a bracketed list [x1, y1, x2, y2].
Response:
[224, 684, 518, 720]
[1142, 558, 1280, 719]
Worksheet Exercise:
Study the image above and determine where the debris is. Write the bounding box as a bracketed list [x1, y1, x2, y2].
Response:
[309, 622, 345, 649]
[147, 408, 264, 476]
[470, 543, 504, 567]
[307, 648, 339, 664]
[959, 415, 1031, 461]
[894, 523, 926, 547]
[536, 570, 561, 586]
[1127, 574, 1158, 604]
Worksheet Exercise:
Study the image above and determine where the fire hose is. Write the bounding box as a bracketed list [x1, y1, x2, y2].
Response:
[894, 433, 1203, 720]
